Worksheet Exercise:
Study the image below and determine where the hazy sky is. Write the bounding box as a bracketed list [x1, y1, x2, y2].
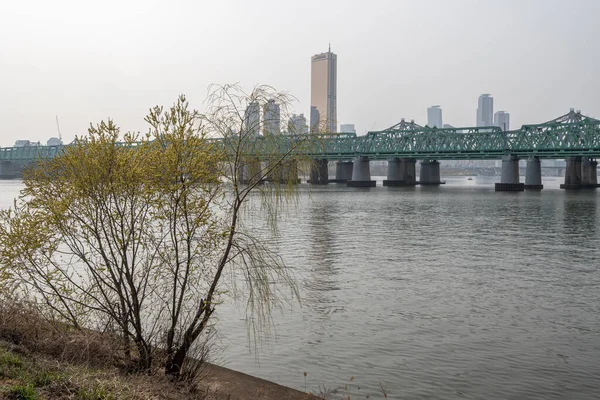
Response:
[1, 0, 599, 146]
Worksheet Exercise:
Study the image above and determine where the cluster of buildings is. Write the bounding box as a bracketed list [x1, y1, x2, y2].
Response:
[14, 48, 510, 150]
[14, 137, 62, 147]
[426, 94, 511, 168]
[427, 94, 510, 131]
[242, 45, 349, 136]
[244, 45, 510, 142]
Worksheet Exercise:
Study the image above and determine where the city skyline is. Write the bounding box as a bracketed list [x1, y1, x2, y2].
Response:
[1, 0, 599, 146]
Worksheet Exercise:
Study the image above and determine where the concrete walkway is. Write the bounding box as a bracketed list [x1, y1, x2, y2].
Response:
[203, 363, 321, 400]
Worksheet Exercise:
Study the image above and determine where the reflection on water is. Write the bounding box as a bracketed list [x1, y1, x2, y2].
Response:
[304, 200, 341, 321]
[2, 179, 600, 399]
[563, 194, 598, 235]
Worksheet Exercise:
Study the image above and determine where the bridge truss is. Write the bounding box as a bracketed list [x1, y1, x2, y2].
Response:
[2, 110, 600, 162]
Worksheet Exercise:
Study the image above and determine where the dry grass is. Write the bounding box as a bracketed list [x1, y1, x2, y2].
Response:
[0, 343, 212, 400]
[0, 300, 330, 400]
[0, 301, 121, 369]
[0, 300, 211, 400]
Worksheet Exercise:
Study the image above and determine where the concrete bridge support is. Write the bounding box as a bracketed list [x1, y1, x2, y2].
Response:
[268, 160, 300, 184]
[495, 155, 524, 191]
[403, 159, 417, 185]
[237, 158, 263, 185]
[309, 159, 329, 184]
[0, 161, 14, 179]
[560, 156, 582, 189]
[332, 161, 354, 183]
[419, 160, 444, 185]
[581, 158, 599, 188]
[524, 156, 543, 189]
[347, 156, 376, 187]
[284, 160, 301, 184]
[383, 158, 417, 186]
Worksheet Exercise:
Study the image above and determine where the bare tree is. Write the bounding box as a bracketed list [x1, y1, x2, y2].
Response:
[0, 85, 310, 377]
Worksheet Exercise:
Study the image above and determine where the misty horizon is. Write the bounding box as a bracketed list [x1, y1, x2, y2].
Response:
[1, 0, 599, 146]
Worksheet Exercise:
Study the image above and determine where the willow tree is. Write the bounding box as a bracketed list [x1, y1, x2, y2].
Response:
[0, 85, 310, 377]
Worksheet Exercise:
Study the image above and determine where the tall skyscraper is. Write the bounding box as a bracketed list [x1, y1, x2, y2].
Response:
[476, 94, 494, 127]
[340, 124, 356, 134]
[263, 99, 280, 135]
[311, 46, 337, 133]
[427, 105, 443, 128]
[494, 111, 510, 131]
[288, 113, 308, 135]
[244, 101, 260, 137]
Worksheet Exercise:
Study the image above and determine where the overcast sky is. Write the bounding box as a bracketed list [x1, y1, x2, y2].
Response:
[1, 0, 599, 146]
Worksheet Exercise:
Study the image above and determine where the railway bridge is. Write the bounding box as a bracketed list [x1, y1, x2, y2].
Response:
[1, 109, 599, 190]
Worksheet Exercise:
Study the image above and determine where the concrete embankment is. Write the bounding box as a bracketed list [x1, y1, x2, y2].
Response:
[203, 363, 320, 400]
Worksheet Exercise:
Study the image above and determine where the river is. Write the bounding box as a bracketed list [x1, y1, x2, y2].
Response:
[2, 176, 599, 399]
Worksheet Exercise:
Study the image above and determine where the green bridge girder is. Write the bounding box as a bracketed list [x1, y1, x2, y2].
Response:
[2, 111, 600, 162]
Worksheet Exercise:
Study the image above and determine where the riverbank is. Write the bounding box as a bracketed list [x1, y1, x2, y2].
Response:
[0, 301, 319, 400]
[0, 342, 318, 399]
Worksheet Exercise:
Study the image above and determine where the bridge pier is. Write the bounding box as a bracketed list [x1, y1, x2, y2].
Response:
[347, 156, 376, 187]
[560, 156, 582, 189]
[237, 158, 263, 185]
[332, 161, 354, 183]
[309, 159, 329, 184]
[581, 158, 599, 188]
[495, 155, 524, 191]
[0, 161, 14, 179]
[284, 160, 301, 184]
[383, 158, 416, 186]
[268, 160, 300, 184]
[419, 159, 444, 185]
[524, 156, 543, 189]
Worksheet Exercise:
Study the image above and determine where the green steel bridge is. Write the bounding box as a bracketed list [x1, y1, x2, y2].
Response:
[2, 109, 599, 163]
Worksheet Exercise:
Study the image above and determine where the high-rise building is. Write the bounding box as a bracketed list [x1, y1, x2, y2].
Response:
[244, 101, 260, 137]
[309, 106, 320, 133]
[427, 105, 443, 128]
[288, 113, 308, 135]
[494, 111, 510, 131]
[263, 99, 280, 135]
[311, 46, 337, 133]
[476, 94, 494, 127]
[340, 124, 356, 134]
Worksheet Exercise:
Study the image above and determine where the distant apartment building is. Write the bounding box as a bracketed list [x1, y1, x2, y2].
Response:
[340, 123, 356, 134]
[263, 99, 281, 135]
[14, 140, 40, 147]
[288, 113, 308, 135]
[244, 101, 260, 137]
[494, 111, 510, 131]
[309, 106, 320, 134]
[47, 137, 63, 146]
[311, 47, 337, 133]
[427, 105, 443, 128]
[476, 94, 494, 127]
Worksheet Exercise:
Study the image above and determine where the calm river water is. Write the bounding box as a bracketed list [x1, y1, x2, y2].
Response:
[2, 176, 600, 399]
